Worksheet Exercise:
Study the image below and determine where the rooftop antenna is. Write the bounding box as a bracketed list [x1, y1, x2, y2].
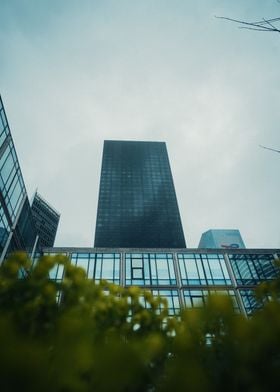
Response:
[259, 145, 280, 154]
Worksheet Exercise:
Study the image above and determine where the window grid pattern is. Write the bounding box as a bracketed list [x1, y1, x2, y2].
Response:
[31, 193, 60, 247]
[139, 289, 180, 316]
[49, 264, 64, 281]
[37, 250, 280, 317]
[42, 252, 68, 281]
[70, 253, 120, 284]
[125, 253, 176, 286]
[177, 253, 231, 285]
[0, 102, 10, 146]
[183, 289, 240, 312]
[239, 289, 264, 315]
[0, 142, 25, 221]
[229, 254, 277, 285]
[95, 141, 186, 248]
[0, 99, 26, 227]
[0, 203, 10, 250]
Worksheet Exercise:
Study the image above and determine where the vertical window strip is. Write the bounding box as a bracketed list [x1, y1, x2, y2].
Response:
[154, 255, 160, 285]
[93, 254, 97, 280]
[197, 257, 205, 284]
[98, 257, 104, 281]
[220, 257, 230, 282]
[204, 258, 213, 285]
[149, 255, 155, 285]
[166, 258, 172, 284]
[182, 255, 189, 283]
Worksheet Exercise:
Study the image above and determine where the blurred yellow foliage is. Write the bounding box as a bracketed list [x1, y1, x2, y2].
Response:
[0, 252, 279, 391]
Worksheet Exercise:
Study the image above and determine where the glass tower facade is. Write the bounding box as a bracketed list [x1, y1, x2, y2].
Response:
[31, 191, 60, 247]
[0, 96, 38, 260]
[94, 140, 186, 248]
[0, 96, 59, 260]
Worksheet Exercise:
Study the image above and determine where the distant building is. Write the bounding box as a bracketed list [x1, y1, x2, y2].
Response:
[31, 192, 60, 247]
[94, 140, 186, 248]
[198, 229, 246, 249]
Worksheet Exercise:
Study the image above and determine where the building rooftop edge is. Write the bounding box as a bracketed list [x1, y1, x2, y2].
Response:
[43, 247, 280, 254]
[104, 139, 166, 144]
[34, 192, 60, 217]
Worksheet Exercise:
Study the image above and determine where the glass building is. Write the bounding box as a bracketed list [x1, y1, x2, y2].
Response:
[0, 96, 38, 261]
[198, 229, 246, 249]
[0, 96, 59, 260]
[40, 247, 280, 316]
[94, 140, 186, 248]
[31, 191, 60, 247]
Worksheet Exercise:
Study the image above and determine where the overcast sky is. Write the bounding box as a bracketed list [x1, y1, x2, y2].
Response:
[1, 0, 279, 248]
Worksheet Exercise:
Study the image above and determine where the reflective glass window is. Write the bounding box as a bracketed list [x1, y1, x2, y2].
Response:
[228, 254, 277, 285]
[0, 131, 6, 147]
[183, 289, 240, 312]
[140, 289, 180, 315]
[125, 253, 176, 286]
[70, 253, 120, 284]
[0, 113, 4, 134]
[49, 264, 64, 281]
[9, 179, 22, 211]
[0, 109, 7, 128]
[6, 181, 24, 220]
[0, 147, 9, 173]
[0, 204, 10, 249]
[1, 151, 14, 184]
[239, 289, 264, 315]
[177, 253, 231, 285]
[5, 165, 16, 191]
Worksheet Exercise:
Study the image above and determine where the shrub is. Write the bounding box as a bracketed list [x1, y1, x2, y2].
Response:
[0, 252, 279, 391]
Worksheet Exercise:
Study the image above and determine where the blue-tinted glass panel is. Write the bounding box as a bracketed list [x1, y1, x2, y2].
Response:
[0, 109, 7, 129]
[183, 289, 240, 312]
[49, 264, 64, 281]
[70, 253, 120, 284]
[0, 112, 4, 134]
[140, 289, 180, 315]
[0, 147, 9, 173]
[0, 131, 6, 146]
[239, 289, 264, 315]
[1, 151, 14, 184]
[0, 203, 10, 250]
[228, 254, 277, 285]
[177, 253, 232, 286]
[9, 179, 22, 213]
[125, 253, 176, 286]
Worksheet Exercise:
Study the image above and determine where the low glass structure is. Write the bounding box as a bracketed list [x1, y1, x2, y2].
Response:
[40, 247, 280, 316]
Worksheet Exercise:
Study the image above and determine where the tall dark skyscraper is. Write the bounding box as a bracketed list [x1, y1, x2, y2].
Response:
[94, 140, 186, 248]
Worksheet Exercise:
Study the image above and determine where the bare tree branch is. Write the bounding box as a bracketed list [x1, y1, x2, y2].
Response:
[259, 145, 280, 154]
[215, 15, 280, 33]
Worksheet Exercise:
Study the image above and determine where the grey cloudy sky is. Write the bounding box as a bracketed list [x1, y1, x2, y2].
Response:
[1, 0, 279, 248]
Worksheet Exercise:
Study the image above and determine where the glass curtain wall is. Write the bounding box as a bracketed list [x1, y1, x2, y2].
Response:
[39, 249, 279, 316]
[0, 97, 37, 260]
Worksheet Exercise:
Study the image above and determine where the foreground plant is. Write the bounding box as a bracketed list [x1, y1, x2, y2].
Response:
[0, 253, 279, 391]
